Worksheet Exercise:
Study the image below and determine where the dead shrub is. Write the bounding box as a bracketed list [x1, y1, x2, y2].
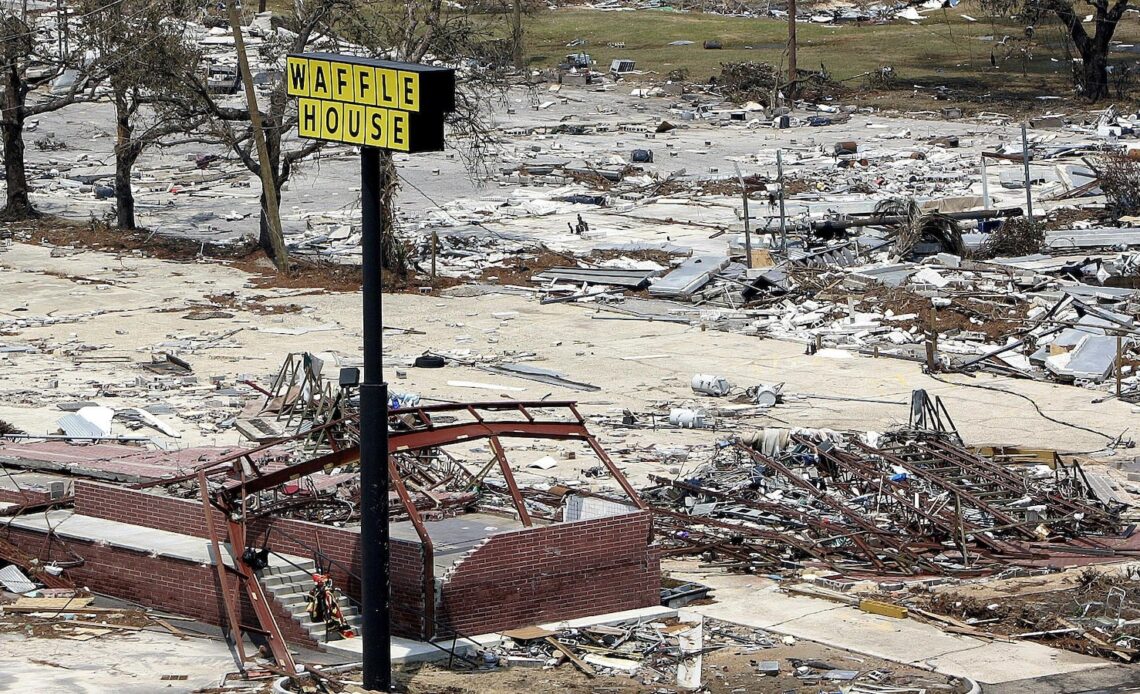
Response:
[977, 217, 1045, 259]
[1097, 151, 1140, 218]
[714, 61, 780, 105]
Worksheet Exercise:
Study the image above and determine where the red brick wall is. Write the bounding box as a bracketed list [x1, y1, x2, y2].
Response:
[0, 525, 318, 649]
[0, 487, 52, 506]
[74, 482, 209, 537]
[64, 483, 660, 641]
[73, 482, 358, 591]
[436, 512, 659, 637]
[71, 481, 428, 639]
[390, 540, 426, 638]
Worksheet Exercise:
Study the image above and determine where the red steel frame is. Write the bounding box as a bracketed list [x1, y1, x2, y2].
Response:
[199, 400, 644, 658]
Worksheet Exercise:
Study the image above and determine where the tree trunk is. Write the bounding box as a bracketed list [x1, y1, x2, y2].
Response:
[1048, 0, 1124, 103]
[1082, 48, 1109, 102]
[258, 191, 273, 254]
[512, 0, 523, 69]
[378, 151, 408, 279]
[114, 146, 140, 230]
[113, 90, 139, 230]
[0, 17, 36, 220]
[0, 116, 34, 219]
[257, 179, 286, 259]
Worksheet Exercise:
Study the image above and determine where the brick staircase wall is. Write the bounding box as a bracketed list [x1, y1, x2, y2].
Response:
[2, 525, 319, 649]
[71, 480, 427, 639]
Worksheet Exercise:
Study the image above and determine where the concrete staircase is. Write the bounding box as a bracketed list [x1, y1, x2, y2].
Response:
[259, 560, 363, 643]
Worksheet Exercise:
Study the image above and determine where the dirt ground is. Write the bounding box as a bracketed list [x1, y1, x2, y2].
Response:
[13, 217, 686, 297]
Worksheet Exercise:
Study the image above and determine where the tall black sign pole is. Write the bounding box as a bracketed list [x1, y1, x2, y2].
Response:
[359, 144, 391, 692]
[283, 53, 454, 693]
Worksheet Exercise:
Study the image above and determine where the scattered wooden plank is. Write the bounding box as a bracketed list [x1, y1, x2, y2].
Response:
[2, 606, 127, 615]
[502, 626, 556, 641]
[910, 607, 975, 630]
[943, 625, 1012, 641]
[154, 618, 188, 640]
[544, 637, 596, 678]
[859, 599, 908, 619]
[783, 583, 859, 606]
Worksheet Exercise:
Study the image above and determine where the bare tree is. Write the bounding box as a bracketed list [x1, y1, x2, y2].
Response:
[171, 0, 508, 272]
[0, 11, 99, 219]
[342, 0, 510, 276]
[79, 0, 204, 229]
[175, 1, 348, 264]
[983, 0, 1127, 101]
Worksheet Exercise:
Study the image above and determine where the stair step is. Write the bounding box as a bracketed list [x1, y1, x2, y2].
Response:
[279, 592, 354, 606]
[298, 609, 363, 625]
[261, 571, 313, 587]
[303, 617, 363, 638]
[268, 584, 309, 599]
[302, 616, 363, 630]
[261, 561, 316, 577]
[285, 602, 359, 620]
[260, 562, 361, 644]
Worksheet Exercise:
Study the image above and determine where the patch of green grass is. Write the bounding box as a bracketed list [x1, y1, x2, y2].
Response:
[521, 5, 1140, 103]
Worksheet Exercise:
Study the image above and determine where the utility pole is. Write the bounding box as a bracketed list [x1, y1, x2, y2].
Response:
[226, 0, 289, 273]
[1117, 334, 1124, 398]
[980, 156, 990, 209]
[787, 0, 797, 89]
[777, 149, 788, 252]
[1021, 122, 1034, 225]
[735, 163, 752, 269]
[431, 231, 438, 280]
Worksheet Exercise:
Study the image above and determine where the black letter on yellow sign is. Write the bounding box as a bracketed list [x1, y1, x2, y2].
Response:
[354, 65, 375, 106]
[398, 71, 419, 112]
[321, 102, 343, 141]
[310, 60, 331, 99]
[298, 99, 320, 139]
[366, 107, 389, 148]
[332, 63, 352, 102]
[345, 105, 365, 145]
[287, 58, 308, 96]
[389, 110, 409, 151]
[376, 68, 398, 108]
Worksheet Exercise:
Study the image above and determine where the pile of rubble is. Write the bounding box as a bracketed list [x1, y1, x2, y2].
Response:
[643, 392, 1133, 578]
[919, 565, 1140, 661]
[467, 616, 962, 692]
[443, 226, 1140, 402]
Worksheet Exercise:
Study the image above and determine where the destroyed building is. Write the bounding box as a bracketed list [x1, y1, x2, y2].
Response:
[6, 1, 1140, 691]
[0, 365, 660, 655]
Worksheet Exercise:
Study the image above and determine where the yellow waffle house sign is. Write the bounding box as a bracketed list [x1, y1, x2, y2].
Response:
[285, 53, 455, 152]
